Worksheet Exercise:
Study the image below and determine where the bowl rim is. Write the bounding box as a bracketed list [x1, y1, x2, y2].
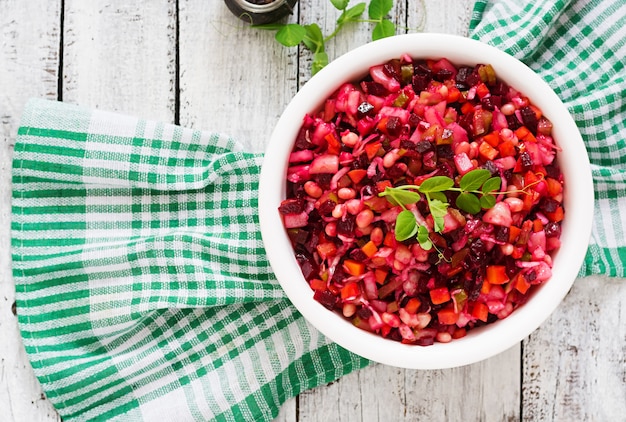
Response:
[258, 33, 594, 369]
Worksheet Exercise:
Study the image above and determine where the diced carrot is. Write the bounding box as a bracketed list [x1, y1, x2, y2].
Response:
[471, 302, 489, 322]
[461, 102, 474, 115]
[365, 141, 382, 160]
[383, 231, 396, 248]
[523, 190, 539, 211]
[509, 225, 521, 243]
[343, 259, 366, 276]
[341, 281, 360, 299]
[429, 287, 451, 305]
[512, 273, 531, 295]
[478, 141, 499, 161]
[381, 324, 392, 337]
[376, 117, 389, 133]
[481, 280, 492, 294]
[515, 126, 530, 140]
[533, 219, 544, 233]
[348, 169, 367, 184]
[452, 327, 467, 339]
[486, 265, 509, 285]
[374, 268, 388, 284]
[511, 247, 525, 259]
[404, 297, 422, 314]
[324, 132, 341, 155]
[437, 306, 459, 325]
[475, 82, 490, 99]
[483, 131, 500, 147]
[546, 177, 563, 196]
[530, 105, 542, 120]
[361, 240, 378, 258]
[534, 165, 547, 178]
[376, 180, 393, 193]
[524, 170, 540, 186]
[309, 278, 327, 292]
[326, 284, 340, 297]
[316, 242, 337, 260]
[546, 206, 564, 222]
[447, 86, 461, 103]
[497, 140, 517, 157]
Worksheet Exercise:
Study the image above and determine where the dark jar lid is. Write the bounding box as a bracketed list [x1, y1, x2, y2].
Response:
[224, 0, 298, 25]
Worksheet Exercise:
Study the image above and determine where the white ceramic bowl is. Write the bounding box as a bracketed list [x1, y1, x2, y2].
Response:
[258, 33, 594, 369]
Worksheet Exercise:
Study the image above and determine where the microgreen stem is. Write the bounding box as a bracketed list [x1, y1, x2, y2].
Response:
[379, 168, 544, 243]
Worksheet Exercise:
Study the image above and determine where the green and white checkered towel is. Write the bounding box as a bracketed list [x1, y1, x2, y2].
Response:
[12, 99, 368, 421]
[11, 1, 626, 421]
[470, 0, 626, 276]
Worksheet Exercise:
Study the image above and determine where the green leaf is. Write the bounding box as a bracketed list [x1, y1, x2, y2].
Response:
[338, 2, 366, 25]
[418, 176, 455, 193]
[395, 210, 418, 241]
[368, 0, 393, 19]
[429, 191, 447, 203]
[311, 51, 329, 75]
[482, 176, 502, 193]
[428, 199, 449, 232]
[372, 19, 395, 41]
[275, 24, 306, 47]
[459, 169, 491, 192]
[330, 0, 350, 10]
[456, 192, 481, 214]
[303, 24, 324, 52]
[381, 187, 421, 206]
[417, 225, 433, 250]
[480, 194, 496, 209]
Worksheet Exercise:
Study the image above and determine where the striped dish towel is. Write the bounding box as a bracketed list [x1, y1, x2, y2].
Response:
[470, 0, 626, 276]
[12, 99, 368, 421]
[11, 1, 626, 421]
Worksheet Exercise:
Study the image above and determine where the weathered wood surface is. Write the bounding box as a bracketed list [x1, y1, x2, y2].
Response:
[1, 1, 625, 421]
[0, 2, 63, 421]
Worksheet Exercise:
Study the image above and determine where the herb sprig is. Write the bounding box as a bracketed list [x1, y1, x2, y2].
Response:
[253, 0, 396, 75]
[378, 169, 504, 249]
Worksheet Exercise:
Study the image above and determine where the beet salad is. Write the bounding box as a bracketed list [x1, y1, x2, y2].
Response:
[278, 54, 564, 346]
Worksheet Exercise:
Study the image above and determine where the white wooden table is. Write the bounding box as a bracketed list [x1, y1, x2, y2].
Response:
[1, 1, 625, 421]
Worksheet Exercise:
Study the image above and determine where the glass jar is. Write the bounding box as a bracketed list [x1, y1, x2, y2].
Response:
[224, 0, 298, 25]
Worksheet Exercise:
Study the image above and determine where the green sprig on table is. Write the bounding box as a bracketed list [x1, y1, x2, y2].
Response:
[253, 0, 396, 75]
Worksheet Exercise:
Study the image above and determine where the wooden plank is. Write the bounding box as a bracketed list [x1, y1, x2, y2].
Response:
[296, 1, 520, 420]
[522, 275, 626, 421]
[177, 0, 299, 149]
[298, 348, 520, 422]
[0, 1, 63, 421]
[62, 0, 177, 121]
[408, 0, 474, 35]
[178, 2, 300, 420]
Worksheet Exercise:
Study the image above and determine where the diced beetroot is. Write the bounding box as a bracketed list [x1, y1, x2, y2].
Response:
[283, 212, 309, 228]
[289, 150, 314, 163]
[287, 164, 311, 183]
[278, 198, 305, 215]
[314, 290, 339, 310]
[454, 152, 474, 175]
[311, 122, 334, 147]
[370, 64, 401, 93]
[483, 202, 512, 227]
[430, 58, 458, 79]
[379, 106, 410, 125]
[382, 312, 401, 328]
[309, 154, 339, 174]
